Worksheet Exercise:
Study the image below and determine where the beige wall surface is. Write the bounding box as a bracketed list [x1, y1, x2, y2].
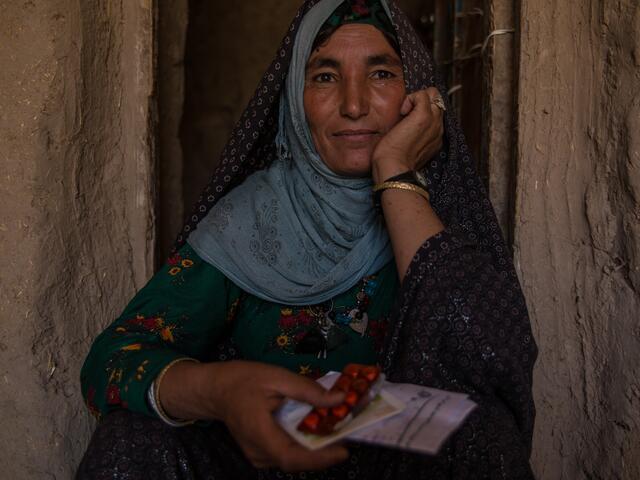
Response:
[0, 0, 156, 477]
[515, 1, 640, 478]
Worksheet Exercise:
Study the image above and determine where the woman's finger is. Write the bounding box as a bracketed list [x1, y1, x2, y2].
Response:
[258, 416, 349, 472]
[400, 95, 414, 115]
[425, 87, 446, 115]
[244, 409, 349, 471]
[405, 90, 429, 113]
[270, 369, 345, 408]
[403, 90, 441, 132]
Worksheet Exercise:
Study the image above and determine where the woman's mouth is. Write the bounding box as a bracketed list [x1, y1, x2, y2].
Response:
[333, 129, 379, 145]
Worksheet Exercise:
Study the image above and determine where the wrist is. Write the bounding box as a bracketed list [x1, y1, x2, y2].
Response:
[194, 362, 234, 422]
[371, 156, 412, 184]
[158, 359, 214, 421]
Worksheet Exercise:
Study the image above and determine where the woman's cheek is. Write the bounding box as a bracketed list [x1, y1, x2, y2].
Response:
[304, 91, 329, 126]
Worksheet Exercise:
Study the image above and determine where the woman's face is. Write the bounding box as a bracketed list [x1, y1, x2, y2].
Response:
[304, 24, 406, 177]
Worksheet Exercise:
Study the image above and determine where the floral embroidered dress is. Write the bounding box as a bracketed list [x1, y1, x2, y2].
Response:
[81, 243, 398, 420]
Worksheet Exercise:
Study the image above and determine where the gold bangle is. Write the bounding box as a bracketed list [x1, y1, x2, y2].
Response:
[372, 181, 431, 202]
[153, 357, 199, 426]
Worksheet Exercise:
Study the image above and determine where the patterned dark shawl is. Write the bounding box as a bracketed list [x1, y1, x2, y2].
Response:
[174, 1, 537, 477]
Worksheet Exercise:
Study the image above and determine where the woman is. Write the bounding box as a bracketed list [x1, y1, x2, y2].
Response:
[78, 0, 537, 478]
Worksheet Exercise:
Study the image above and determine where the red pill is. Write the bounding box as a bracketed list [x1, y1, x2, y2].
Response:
[344, 390, 359, 407]
[361, 366, 379, 382]
[333, 375, 353, 392]
[297, 364, 382, 435]
[351, 378, 369, 395]
[343, 364, 362, 378]
[300, 412, 320, 433]
[331, 404, 350, 420]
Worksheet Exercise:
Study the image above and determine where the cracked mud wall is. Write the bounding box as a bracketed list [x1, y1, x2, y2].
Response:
[515, 1, 640, 478]
[0, 1, 156, 478]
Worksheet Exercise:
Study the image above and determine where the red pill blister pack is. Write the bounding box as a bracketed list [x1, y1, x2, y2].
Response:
[297, 364, 383, 436]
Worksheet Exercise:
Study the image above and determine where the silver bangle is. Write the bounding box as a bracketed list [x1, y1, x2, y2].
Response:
[147, 358, 198, 427]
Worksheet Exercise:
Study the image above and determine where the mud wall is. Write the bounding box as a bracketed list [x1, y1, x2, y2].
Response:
[515, 1, 640, 478]
[0, 1, 156, 477]
[2, 0, 639, 477]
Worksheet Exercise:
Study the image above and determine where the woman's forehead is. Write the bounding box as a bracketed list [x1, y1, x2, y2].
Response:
[306, 24, 401, 67]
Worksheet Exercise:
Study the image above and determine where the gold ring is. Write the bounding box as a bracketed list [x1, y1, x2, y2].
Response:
[431, 95, 446, 112]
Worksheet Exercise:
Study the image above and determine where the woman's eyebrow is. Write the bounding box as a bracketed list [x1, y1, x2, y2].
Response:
[366, 53, 402, 68]
[306, 57, 340, 71]
[306, 53, 402, 71]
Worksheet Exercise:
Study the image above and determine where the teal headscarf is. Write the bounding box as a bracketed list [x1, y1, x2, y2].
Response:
[187, 0, 396, 306]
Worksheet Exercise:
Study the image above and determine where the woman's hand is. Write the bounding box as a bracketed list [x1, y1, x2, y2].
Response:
[372, 87, 445, 183]
[159, 360, 349, 472]
[370, 87, 446, 280]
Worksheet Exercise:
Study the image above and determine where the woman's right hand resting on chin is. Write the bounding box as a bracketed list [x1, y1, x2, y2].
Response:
[158, 360, 349, 472]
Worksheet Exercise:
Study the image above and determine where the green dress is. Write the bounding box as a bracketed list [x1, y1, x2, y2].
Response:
[81, 243, 399, 420]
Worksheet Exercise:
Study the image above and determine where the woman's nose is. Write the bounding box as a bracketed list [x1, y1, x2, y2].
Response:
[339, 80, 369, 119]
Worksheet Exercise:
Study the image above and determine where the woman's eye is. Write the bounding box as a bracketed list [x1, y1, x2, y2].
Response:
[372, 70, 395, 80]
[314, 72, 335, 83]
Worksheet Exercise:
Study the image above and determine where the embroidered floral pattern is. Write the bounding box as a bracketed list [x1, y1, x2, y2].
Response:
[118, 314, 180, 344]
[298, 364, 323, 379]
[249, 199, 281, 265]
[135, 360, 150, 381]
[208, 197, 234, 232]
[106, 384, 122, 405]
[166, 250, 196, 284]
[311, 171, 336, 195]
[102, 353, 139, 411]
[268, 307, 315, 355]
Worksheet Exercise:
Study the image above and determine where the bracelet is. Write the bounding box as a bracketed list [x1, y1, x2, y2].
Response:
[149, 357, 199, 427]
[372, 181, 431, 209]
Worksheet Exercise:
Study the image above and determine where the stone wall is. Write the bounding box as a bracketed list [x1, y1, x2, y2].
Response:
[0, 0, 156, 477]
[515, 1, 640, 478]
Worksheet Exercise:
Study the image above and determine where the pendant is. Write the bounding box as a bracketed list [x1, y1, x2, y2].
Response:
[349, 311, 369, 336]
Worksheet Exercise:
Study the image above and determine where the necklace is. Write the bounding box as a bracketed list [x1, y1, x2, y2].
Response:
[273, 276, 379, 359]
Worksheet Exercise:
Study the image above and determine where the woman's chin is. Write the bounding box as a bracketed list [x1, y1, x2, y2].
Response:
[322, 150, 374, 178]
[330, 161, 373, 178]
